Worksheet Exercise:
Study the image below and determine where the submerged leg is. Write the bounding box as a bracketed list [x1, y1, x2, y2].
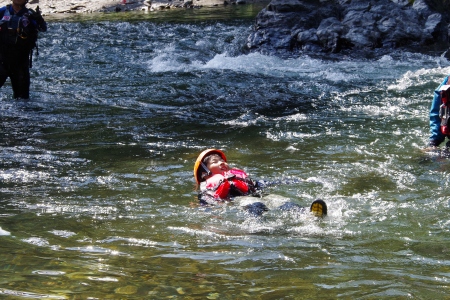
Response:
[243, 201, 268, 217]
[278, 201, 306, 213]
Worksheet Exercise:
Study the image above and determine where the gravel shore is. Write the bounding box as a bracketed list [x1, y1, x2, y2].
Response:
[0, 0, 259, 14]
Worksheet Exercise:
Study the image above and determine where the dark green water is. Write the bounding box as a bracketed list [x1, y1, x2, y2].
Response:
[1, 4, 450, 299]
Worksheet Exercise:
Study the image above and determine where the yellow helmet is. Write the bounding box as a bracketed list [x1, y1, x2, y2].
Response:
[193, 149, 227, 184]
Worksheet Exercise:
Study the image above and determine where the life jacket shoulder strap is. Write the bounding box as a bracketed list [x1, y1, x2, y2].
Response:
[0, 5, 11, 26]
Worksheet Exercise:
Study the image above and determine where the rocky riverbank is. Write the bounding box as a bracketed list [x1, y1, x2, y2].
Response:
[1, 0, 448, 59]
[0, 0, 261, 14]
[247, 0, 450, 59]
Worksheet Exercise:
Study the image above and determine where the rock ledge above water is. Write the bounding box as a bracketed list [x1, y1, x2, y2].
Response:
[246, 0, 450, 59]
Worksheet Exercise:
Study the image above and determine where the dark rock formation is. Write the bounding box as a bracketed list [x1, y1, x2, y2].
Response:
[246, 0, 450, 59]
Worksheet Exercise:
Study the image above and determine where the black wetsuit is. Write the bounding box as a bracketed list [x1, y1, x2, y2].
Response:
[0, 5, 46, 99]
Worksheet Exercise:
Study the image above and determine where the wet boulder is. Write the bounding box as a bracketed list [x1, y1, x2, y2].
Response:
[247, 0, 450, 58]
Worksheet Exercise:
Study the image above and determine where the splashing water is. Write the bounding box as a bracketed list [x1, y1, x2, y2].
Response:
[1, 7, 450, 298]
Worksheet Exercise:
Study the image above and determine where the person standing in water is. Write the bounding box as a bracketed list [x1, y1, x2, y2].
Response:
[0, 0, 47, 99]
[426, 74, 450, 149]
[194, 148, 327, 217]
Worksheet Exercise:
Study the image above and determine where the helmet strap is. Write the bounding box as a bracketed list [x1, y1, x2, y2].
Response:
[200, 162, 211, 179]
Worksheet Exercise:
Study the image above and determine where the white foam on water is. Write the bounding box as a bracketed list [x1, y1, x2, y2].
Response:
[0, 227, 10, 236]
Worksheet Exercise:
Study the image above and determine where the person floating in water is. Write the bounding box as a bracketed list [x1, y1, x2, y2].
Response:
[193, 149, 327, 217]
[0, 0, 47, 99]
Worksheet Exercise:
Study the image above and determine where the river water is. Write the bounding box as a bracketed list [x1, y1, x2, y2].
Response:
[1, 4, 450, 299]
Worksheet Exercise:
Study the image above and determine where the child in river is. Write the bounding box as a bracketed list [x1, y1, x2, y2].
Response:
[194, 149, 327, 217]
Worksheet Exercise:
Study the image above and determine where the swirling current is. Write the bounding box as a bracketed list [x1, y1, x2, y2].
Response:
[1, 5, 450, 299]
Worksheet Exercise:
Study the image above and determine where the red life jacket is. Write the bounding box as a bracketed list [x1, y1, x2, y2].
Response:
[439, 84, 450, 136]
[200, 168, 252, 200]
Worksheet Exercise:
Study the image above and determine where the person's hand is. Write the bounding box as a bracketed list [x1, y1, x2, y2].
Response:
[29, 6, 47, 31]
[29, 8, 43, 22]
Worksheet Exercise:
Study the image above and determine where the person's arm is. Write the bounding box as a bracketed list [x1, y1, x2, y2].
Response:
[198, 192, 216, 206]
[429, 76, 448, 147]
[198, 175, 231, 205]
[29, 6, 47, 32]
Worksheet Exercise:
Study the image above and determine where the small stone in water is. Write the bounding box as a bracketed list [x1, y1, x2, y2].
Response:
[115, 285, 138, 295]
[207, 293, 220, 299]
